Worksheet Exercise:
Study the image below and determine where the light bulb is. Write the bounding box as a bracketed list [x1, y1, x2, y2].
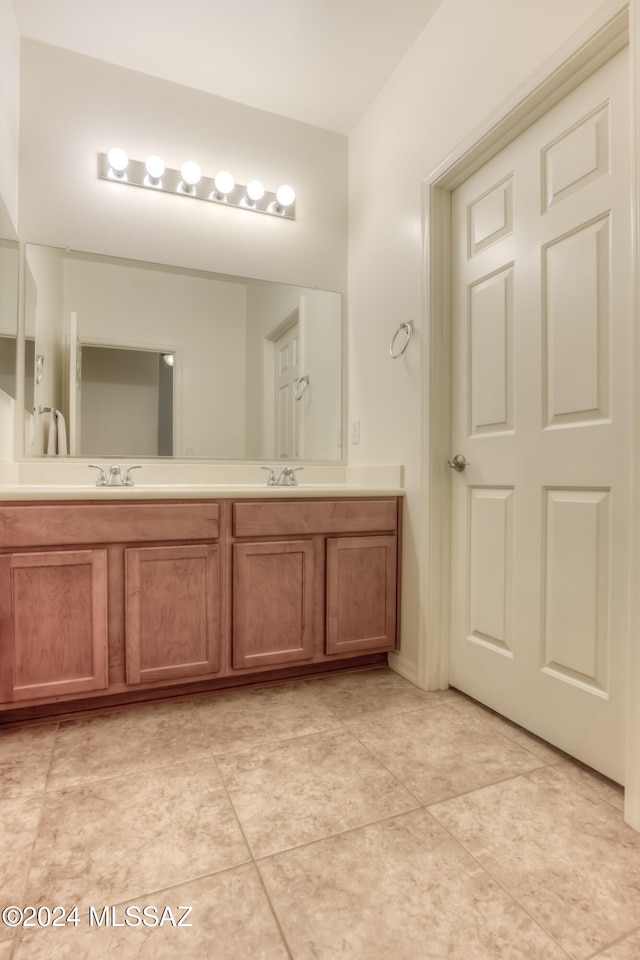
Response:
[145, 155, 165, 181]
[162, 353, 174, 367]
[214, 171, 235, 196]
[107, 147, 128, 177]
[276, 184, 295, 207]
[247, 179, 265, 202]
[181, 161, 201, 186]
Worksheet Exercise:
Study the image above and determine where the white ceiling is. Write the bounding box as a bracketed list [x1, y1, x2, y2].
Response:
[11, 0, 445, 134]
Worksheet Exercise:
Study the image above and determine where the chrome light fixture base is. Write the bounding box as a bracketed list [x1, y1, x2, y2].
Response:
[98, 154, 296, 219]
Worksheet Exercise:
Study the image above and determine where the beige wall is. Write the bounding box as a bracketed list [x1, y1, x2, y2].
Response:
[348, 0, 613, 679]
[62, 257, 248, 458]
[18, 40, 348, 295]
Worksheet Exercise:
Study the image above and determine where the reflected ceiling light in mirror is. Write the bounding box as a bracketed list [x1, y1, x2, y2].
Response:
[161, 353, 174, 366]
[144, 155, 165, 187]
[107, 147, 128, 179]
[98, 152, 296, 219]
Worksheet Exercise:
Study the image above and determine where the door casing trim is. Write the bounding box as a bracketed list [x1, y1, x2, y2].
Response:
[419, 0, 640, 828]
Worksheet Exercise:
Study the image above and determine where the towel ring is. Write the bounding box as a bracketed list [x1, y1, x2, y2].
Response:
[294, 375, 310, 400]
[389, 320, 413, 359]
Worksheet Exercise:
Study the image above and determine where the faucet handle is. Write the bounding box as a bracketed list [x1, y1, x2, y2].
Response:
[88, 464, 107, 486]
[288, 467, 304, 485]
[261, 467, 277, 486]
[123, 465, 142, 486]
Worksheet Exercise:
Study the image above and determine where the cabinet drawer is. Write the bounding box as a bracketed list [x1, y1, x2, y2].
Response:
[233, 499, 398, 537]
[0, 502, 219, 548]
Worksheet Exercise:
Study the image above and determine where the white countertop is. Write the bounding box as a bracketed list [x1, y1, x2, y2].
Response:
[0, 483, 404, 501]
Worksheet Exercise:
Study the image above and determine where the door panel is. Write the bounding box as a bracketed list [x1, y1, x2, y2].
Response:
[275, 319, 301, 459]
[232, 539, 314, 668]
[467, 487, 514, 656]
[125, 544, 220, 684]
[326, 535, 397, 655]
[543, 216, 610, 426]
[542, 488, 610, 693]
[449, 48, 630, 782]
[0, 550, 108, 701]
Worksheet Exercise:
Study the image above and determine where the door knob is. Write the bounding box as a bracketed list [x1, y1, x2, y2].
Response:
[448, 454, 469, 472]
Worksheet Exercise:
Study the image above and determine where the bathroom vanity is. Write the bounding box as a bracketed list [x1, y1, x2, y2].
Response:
[0, 492, 402, 720]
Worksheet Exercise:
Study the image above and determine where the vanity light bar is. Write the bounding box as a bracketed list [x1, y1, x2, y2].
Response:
[98, 152, 296, 220]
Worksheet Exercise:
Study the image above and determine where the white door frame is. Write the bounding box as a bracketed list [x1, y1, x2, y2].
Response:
[419, 0, 640, 829]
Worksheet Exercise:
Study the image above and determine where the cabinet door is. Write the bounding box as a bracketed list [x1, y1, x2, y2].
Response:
[326, 536, 397, 654]
[233, 540, 315, 669]
[0, 550, 108, 702]
[125, 544, 220, 684]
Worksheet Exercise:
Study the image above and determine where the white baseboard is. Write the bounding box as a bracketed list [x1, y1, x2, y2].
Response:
[388, 652, 420, 687]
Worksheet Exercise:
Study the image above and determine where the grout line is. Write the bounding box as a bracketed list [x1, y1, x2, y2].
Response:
[251, 805, 429, 863]
[424, 807, 575, 960]
[192, 704, 295, 958]
[581, 924, 640, 959]
[424, 764, 567, 810]
[41, 750, 219, 793]
[12, 721, 60, 960]
[342, 719, 425, 806]
[252, 863, 295, 960]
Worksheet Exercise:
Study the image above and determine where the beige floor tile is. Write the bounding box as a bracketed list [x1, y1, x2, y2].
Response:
[15, 864, 288, 960]
[25, 759, 249, 912]
[430, 765, 640, 959]
[259, 807, 568, 960]
[0, 941, 13, 959]
[195, 681, 341, 754]
[47, 701, 209, 788]
[593, 929, 640, 958]
[0, 723, 57, 799]
[552, 757, 624, 811]
[1, 792, 43, 906]
[218, 727, 419, 857]
[351, 703, 546, 803]
[304, 666, 452, 722]
[446, 689, 566, 762]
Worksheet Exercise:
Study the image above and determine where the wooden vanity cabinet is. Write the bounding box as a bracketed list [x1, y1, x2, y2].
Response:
[0, 501, 222, 708]
[231, 497, 401, 668]
[0, 495, 401, 717]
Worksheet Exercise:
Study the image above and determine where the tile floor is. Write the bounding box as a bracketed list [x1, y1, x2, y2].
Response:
[1, 667, 638, 959]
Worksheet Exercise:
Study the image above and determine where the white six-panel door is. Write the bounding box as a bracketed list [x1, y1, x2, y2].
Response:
[275, 319, 301, 459]
[449, 47, 631, 783]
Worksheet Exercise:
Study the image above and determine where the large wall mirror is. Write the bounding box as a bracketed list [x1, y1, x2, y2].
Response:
[0, 238, 20, 401]
[24, 244, 343, 461]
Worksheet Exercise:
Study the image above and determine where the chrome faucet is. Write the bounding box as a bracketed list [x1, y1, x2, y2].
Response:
[261, 466, 304, 486]
[279, 466, 303, 485]
[89, 464, 142, 486]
